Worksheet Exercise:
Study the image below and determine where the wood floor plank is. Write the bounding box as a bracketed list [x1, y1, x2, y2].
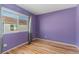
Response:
[5, 39, 79, 54]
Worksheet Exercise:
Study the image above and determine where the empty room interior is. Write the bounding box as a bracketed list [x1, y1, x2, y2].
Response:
[0, 4, 79, 54]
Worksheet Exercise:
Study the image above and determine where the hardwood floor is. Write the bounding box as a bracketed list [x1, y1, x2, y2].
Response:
[5, 39, 79, 54]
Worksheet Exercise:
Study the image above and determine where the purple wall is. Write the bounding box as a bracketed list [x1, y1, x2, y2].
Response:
[31, 16, 37, 38]
[1, 4, 32, 16]
[1, 4, 78, 52]
[3, 32, 28, 51]
[37, 7, 77, 45]
[1, 4, 36, 52]
[76, 5, 79, 46]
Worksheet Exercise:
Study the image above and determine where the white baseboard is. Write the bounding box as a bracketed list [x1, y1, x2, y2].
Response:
[32, 38, 37, 41]
[34, 38, 79, 49]
[2, 38, 79, 54]
[2, 42, 28, 54]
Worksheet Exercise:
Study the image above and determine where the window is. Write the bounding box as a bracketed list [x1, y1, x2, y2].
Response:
[1, 7, 29, 34]
[19, 15, 29, 32]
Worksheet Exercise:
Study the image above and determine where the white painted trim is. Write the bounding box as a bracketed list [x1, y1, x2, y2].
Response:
[34, 38, 79, 49]
[2, 7, 29, 17]
[2, 42, 28, 54]
[2, 38, 79, 54]
[4, 31, 28, 35]
[32, 38, 37, 41]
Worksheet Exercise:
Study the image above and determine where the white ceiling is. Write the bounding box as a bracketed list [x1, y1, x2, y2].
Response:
[17, 4, 77, 15]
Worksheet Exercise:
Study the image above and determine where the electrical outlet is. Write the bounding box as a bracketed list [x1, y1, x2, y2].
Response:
[3, 44, 7, 47]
